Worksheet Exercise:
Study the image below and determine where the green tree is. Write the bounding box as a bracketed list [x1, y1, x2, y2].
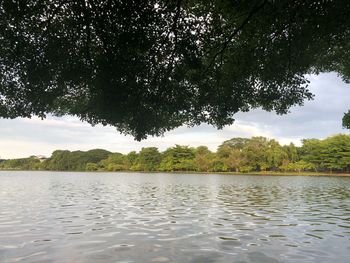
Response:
[217, 143, 246, 172]
[219, 138, 250, 150]
[300, 139, 324, 171]
[137, 147, 161, 171]
[86, 163, 98, 171]
[241, 137, 269, 171]
[0, 156, 41, 170]
[1, 1, 350, 139]
[299, 135, 350, 172]
[265, 139, 288, 170]
[4, 134, 350, 174]
[194, 146, 214, 172]
[320, 135, 350, 172]
[226, 149, 246, 172]
[280, 160, 315, 173]
[125, 151, 139, 170]
[159, 145, 196, 171]
[208, 158, 228, 172]
[43, 150, 71, 170]
[343, 110, 350, 129]
[44, 149, 110, 171]
[99, 153, 126, 171]
[283, 143, 299, 163]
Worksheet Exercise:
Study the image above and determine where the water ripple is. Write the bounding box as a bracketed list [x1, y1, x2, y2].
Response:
[0, 171, 350, 262]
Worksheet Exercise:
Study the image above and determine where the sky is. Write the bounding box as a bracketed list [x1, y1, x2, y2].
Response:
[0, 72, 349, 159]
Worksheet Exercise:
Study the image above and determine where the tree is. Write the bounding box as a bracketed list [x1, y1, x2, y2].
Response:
[99, 152, 126, 171]
[241, 137, 269, 171]
[125, 151, 139, 170]
[1, 1, 350, 140]
[299, 135, 350, 172]
[137, 147, 161, 171]
[216, 141, 247, 172]
[225, 149, 246, 172]
[44, 149, 110, 170]
[208, 158, 228, 172]
[219, 138, 250, 150]
[43, 150, 71, 170]
[342, 110, 350, 129]
[265, 139, 288, 170]
[283, 143, 299, 163]
[159, 145, 195, 171]
[280, 160, 315, 173]
[195, 146, 211, 156]
[300, 139, 324, 171]
[0, 156, 41, 170]
[194, 146, 213, 172]
[320, 135, 350, 172]
[86, 162, 98, 171]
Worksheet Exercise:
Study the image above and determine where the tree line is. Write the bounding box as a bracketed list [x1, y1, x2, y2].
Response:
[1, 134, 350, 173]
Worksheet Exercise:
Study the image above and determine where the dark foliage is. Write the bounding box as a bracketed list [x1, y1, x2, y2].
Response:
[1, 1, 350, 139]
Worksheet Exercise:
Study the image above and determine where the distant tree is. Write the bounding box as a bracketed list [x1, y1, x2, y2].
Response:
[137, 147, 161, 171]
[99, 152, 126, 171]
[86, 163, 98, 171]
[159, 145, 195, 171]
[280, 160, 315, 173]
[194, 146, 213, 172]
[219, 138, 250, 150]
[238, 165, 254, 173]
[44, 149, 110, 171]
[85, 149, 113, 163]
[300, 139, 324, 171]
[299, 135, 350, 172]
[195, 146, 211, 155]
[265, 139, 288, 170]
[217, 137, 292, 172]
[283, 143, 299, 163]
[320, 135, 350, 172]
[3, 134, 350, 174]
[208, 158, 228, 172]
[225, 149, 246, 172]
[0, 157, 41, 170]
[241, 137, 269, 171]
[342, 110, 350, 129]
[216, 144, 233, 159]
[43, 150, 71, 170]
[217, 143, 246, 172]
[125, 151, 139, 170]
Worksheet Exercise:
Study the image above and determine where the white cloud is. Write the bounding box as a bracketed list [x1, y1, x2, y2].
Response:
[0, 72, 349, 159]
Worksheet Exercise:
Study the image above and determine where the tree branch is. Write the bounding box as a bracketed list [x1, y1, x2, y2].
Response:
[206, 0, 268, 71]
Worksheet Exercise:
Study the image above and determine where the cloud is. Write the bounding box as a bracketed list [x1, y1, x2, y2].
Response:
[0, 72, 349, 159]
[234, 73, 349, 139]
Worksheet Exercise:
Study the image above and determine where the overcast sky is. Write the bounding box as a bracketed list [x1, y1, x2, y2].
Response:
[0, 72, 349, 159]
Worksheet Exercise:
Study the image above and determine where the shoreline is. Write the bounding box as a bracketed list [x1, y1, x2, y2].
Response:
[1, 169, 350, 177]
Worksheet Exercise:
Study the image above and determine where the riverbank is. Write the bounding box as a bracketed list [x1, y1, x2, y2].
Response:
[1, 169, 350, 177]
[163, 171, 350, 177]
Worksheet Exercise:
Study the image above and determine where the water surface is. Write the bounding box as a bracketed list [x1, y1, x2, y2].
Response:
[1, 171, 350, 262]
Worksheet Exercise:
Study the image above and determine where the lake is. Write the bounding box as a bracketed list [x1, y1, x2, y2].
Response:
[0, 171, 349, 262]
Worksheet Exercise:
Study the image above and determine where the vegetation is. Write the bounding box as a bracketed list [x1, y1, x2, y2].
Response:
[41, 149, 111, 171]
[0, 156, 41, 170]
[2, 134, 350, 174]
[1, 1, 350, 140]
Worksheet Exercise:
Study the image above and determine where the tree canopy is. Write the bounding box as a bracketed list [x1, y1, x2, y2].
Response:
[1, 0, 350, 140]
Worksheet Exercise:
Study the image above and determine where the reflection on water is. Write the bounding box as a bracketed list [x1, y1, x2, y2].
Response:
[0, 171, 350, 263]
